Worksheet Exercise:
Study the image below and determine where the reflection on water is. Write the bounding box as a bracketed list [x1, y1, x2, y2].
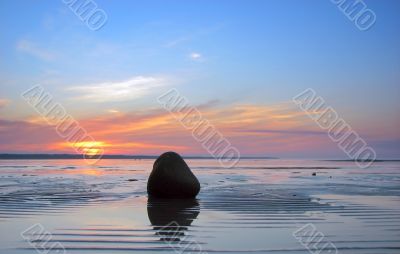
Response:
[0, 159, 400, 253]
[147, 198, 200, 242]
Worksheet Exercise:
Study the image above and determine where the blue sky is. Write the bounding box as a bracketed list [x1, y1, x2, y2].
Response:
[0, 0, 399, 158]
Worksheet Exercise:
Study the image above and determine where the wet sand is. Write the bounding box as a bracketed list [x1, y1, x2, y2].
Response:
[0, 159, 399, 253]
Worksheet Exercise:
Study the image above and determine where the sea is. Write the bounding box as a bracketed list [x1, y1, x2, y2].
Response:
[0, 158, 399, 254]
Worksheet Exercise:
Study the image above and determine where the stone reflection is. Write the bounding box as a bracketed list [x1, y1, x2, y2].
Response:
[147, 198, 200, 242]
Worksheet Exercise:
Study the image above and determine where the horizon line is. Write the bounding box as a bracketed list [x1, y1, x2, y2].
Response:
[0, 153, 398, 161]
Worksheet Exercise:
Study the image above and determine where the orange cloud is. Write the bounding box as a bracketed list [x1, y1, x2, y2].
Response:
[55, 140, 187, 155]
[68, 102, 330, 156]
[2, 101, 393, 158]
[0, 99, 10, 108]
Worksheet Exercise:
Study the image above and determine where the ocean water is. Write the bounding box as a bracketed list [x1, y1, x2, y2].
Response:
[0, 159, 399, 254]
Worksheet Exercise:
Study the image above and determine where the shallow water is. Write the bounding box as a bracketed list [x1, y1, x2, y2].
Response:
[0, 159, 399, 253]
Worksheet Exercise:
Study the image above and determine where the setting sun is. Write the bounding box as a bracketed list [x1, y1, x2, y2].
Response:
[65, 141, 106, 156]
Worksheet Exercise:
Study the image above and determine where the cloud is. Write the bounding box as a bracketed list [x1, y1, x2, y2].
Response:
[0, 99, 10, 108]
[164, 36, 190, 48]
[1, 100, 397, 158]
[189, 52, 203, 61]
[16, 40, 56, 61]
[235, 129, 326, 136]
[107, 109, 120, 114]
[0, 119, 60, 153]
[68, 76, 169, 102]
[164, 23, 226, 48]
[74, 102, 326, 156]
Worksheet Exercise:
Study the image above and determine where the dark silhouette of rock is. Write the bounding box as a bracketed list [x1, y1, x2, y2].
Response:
[147, 151, 200, 198]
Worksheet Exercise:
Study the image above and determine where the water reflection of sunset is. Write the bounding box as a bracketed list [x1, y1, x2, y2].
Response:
[76, 168, 103, 176]
[36, 168, 105, 176]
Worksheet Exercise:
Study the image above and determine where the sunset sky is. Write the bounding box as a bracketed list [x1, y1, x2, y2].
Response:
[0, 0, 399, 158]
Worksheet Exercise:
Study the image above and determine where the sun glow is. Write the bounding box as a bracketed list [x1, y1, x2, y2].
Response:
[65, 141, 106, 156]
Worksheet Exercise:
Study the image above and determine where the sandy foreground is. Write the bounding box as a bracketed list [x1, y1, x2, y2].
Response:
[0, 159, 399, 254]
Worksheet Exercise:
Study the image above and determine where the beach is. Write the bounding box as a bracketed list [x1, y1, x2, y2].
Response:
[1, 0, 399, 253]
[0, 159, 399, 253]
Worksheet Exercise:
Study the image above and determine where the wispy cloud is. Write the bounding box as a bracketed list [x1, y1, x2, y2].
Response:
[68, 76, 169, 102]
[163, 22, 226, 48]
[107, 109, 120, 114]
[16, 39, 56, 61]
[189, 52, 203, 61]
[0, 99, 10, 108]
[164, 36, 190, 48]
[1, 101, 398, 157]
[235, 129, 326, 136]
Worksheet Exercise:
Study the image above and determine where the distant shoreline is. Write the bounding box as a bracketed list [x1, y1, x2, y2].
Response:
[0, 154, 398, 161]
[0, 154, 278, 160]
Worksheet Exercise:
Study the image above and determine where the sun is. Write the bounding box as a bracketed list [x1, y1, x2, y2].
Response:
[71, 141, 106, 156]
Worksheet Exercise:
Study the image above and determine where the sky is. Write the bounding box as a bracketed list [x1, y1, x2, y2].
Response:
[0, 0, 399, 159]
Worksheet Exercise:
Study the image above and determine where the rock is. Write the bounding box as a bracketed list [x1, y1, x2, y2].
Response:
[147, 152, 200, 198]
[312, 172, 317, 176]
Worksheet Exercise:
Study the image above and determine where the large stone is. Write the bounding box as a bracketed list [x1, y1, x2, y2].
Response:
[147, 152, 200, 198]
